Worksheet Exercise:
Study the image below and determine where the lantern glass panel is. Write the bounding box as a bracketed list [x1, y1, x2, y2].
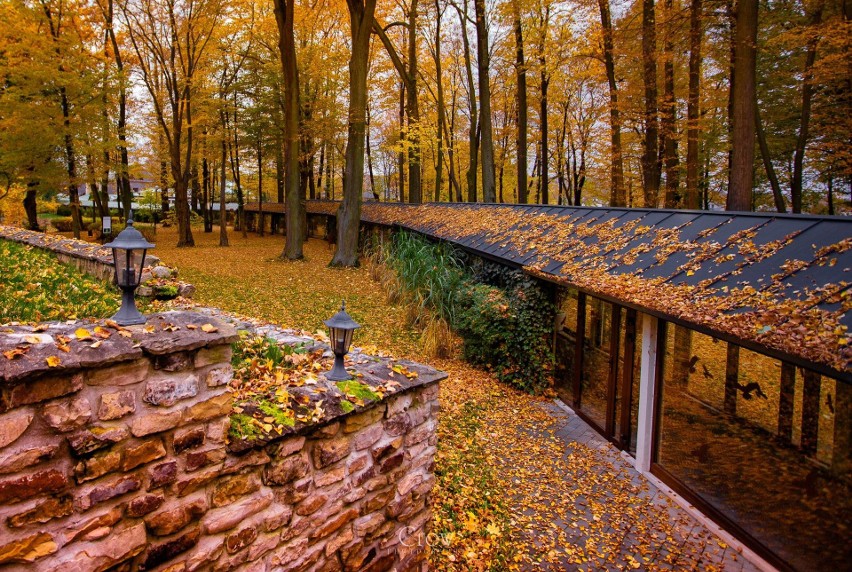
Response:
[113, 248, 146, 287]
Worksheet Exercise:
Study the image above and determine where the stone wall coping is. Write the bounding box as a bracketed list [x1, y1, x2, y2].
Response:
[0, 224, 160, 268]
[0, 311, 238, 385]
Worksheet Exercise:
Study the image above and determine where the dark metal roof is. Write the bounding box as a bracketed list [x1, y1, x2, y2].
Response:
[245, 200, 852, 378]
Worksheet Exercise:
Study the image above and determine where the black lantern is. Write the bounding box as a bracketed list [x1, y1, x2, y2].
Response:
[103, 219, 155, 326]
[323, 301, 360, 381]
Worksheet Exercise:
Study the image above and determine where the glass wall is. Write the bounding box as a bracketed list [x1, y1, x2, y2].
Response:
[654, 322, 852, 570]
[554, 290, 641, 453]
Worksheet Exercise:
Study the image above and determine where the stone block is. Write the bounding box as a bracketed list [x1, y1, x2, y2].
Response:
[185, 448, 226, 472]
[211, 472, 260, 507]
[310, 507, 358, 540]
[86, 359, 149, 386]
[52, 522, 146, 572]
[274, 436, 306, 458]
[173, 426, 205, 453]
[348, 454, 369, 474]
[0, 443, 58, 475]
[247, 532, 279, 561]
[315, 466, 346, 488]
[81, 475, 141, 510]
[98, 391, 136, 421]
[353, 513, 386, 538]
[384, 412, 412, 437]
[311, 436, 351, 469]
[67, 425, 128, 456]
[7, 495, 73, 528]
[325, 525, 354, 557]
[203, 490, 273, 535]
[184, 536, 223, 572]
[364, 489, 395, 513]
[0, 408, 33, 447]
[146, 496, 208, 536]
[127, 493, 165, 517]
[343, 406, 385, 434]
[407, 403, 431, 427]
[352, 424, 383, 451]
[261, 503, 293, 532]
[295, 493, 327, 516]
[264, 455, 310, 486]
[0, 467, 68, 504]
[183, 392, 232, 423]
[397, 473, 423, 497]
[221, 449, 270, 474]
[153, 351, 194, 372]
[404, 423, 433, 448]
[371, 437, 402, 463]
[380, 451, 405, 474]
[142, 526, 200, 570]
[148, 460, 178, 489]
[314, 421, 340, 439]
[225, 525, 257, 554]
[342, 487, 366, 504]
[386, 393, 413, 418]
[7, 372, 83, 408]
[122, 438, 167, 471]
[206, 418, 230, 444]
[75, 449, 121, 483]
[274, 477, 312, 505]
[63, 507, 123, 543]
[0, 532, 57, 564]
[195, 346, 232, 368]
[144, 374, 198, 407]
[205, 365, 233, 388]
[131, 410, 182, 437]
[175, 464, 221, 497]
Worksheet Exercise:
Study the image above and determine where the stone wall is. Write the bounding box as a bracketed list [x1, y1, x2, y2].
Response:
[0, 225, 194, 298]
[0, 312, 441, 571]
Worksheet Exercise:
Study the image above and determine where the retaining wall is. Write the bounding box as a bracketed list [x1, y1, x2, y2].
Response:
[0, 311, 442, 571]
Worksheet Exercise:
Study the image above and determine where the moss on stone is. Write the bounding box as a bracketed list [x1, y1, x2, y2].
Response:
[339, 400, 355, 414]
[256, 400, 295, 427]
[336, 380, 379, 402]
[228, 413, 262, 441]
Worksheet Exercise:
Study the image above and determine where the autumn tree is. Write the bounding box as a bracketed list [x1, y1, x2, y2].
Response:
[121, 0, 224, 246]
[332, 0, 377, 267]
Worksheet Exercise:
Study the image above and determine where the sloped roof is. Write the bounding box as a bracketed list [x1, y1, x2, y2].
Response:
[246, 200, 852, 378]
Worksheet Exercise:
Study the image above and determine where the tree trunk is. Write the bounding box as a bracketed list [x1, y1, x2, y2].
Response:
[434, 1, 445, 202]
[274, 0, 305, 259]
[332, 0, 377, 266]
[219, 131, 229, 247]
[407, 0, 422, 204]
[474, 0, 496, 203]
[398, 81, 406, 202]
[685, 0, 702, 209]
[642, 0, 660, 208]
[662, 0, 680, 208]
[755, 101, 786, 212]
[791, 1, 823, 213]
[513, 1, 528, 203]
[599, 0, 626, 207]
[727, 0, 759, 211]
[24, 183, 39, 231]
[191, 163, 200, 212]
[457, 0, 479, 202]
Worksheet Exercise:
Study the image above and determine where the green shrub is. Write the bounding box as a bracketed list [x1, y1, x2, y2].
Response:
[384, 230, 555, 394]
[56, 204, 71, 216]
[455, 269, 555, 393]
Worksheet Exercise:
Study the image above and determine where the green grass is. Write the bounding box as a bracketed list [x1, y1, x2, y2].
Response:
[0, 240, 122, 323]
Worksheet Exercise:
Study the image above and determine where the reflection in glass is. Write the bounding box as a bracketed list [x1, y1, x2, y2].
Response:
[655, 324, 851, 570]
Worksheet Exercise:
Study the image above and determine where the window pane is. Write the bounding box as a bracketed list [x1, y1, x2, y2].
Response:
[656, 325, 852, 570]
[579, 298, 611, 429]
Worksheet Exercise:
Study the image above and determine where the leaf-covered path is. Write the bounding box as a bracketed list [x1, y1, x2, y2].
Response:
[155, 227, 763, 571]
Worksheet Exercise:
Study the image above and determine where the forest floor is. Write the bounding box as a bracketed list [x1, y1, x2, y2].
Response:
[153, 225, 759, 571]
